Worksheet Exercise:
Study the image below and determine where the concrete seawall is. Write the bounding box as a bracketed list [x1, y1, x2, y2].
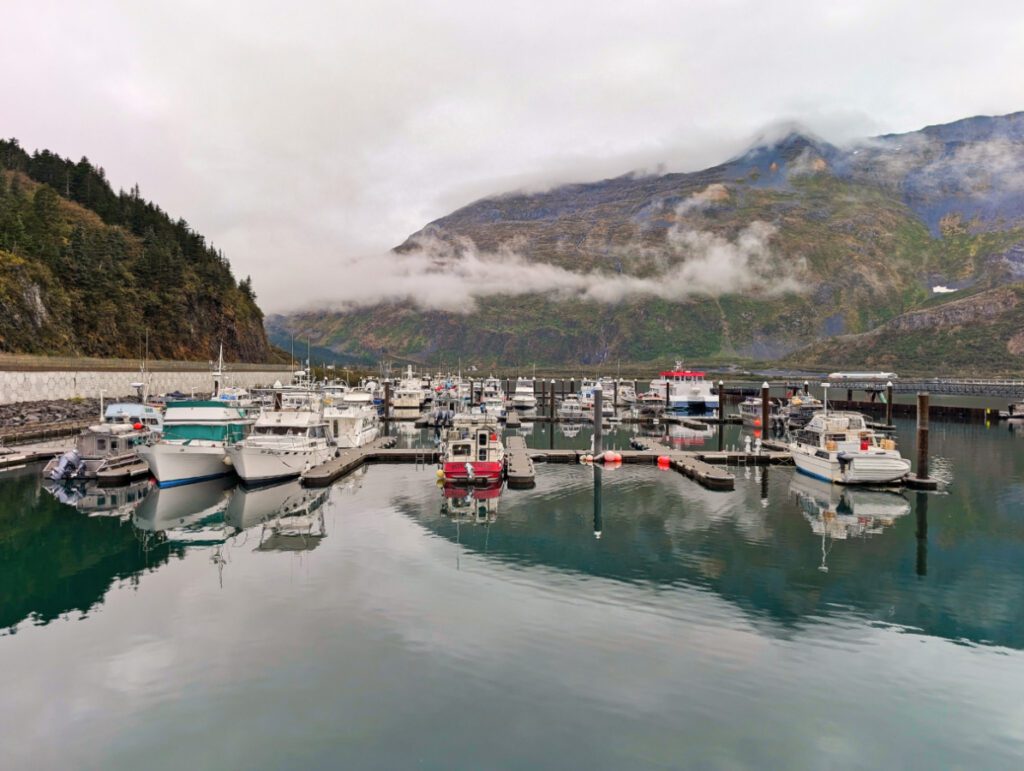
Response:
[0, 367, 291, 405]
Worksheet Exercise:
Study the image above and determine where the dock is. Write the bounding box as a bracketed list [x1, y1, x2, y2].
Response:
[504, 435, 535, 488]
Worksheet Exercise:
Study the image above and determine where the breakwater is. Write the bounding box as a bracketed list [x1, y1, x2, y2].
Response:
[0, 361, 291, 405]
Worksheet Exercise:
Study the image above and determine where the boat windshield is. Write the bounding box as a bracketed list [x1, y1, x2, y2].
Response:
[164, 424, 248, 443]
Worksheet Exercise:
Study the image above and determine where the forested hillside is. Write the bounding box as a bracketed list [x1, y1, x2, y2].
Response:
[0, 139, 271, 361]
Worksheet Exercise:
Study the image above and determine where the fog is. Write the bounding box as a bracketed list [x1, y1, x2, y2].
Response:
[2, 0, 1023, 310]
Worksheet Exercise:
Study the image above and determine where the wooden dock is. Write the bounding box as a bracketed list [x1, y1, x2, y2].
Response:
[505, 435, 536, 488]
[301, 436, 400, 487]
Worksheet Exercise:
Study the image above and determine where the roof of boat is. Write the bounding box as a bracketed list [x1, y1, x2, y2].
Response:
[660, 370, 706, 377]
[105, 403, 160, 417]
[254, 410, 325, 426]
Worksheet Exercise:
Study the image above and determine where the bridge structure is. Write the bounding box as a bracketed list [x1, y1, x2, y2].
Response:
[771, 378, 1024, 399]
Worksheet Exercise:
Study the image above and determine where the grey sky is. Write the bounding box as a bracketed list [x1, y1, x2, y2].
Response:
[3, 0, 1023, 311]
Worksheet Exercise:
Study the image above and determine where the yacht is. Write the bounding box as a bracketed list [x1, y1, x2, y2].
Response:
[788, 411, 911, 485]
[324, 402, 380, 448]
[479, 392, 507, 419]
[510, 378, 537, 410]
[226, 406, 334, 484]
[558, 394, 585, 421]
[615, 382, 638, 405]
[137, 401, 254, 487]
[44, 402, 164, 482]
[646, 363, 719, 414]
[440, 414, 506, 484]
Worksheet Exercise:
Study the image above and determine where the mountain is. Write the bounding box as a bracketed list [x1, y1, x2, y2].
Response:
[0, 139, 272, 361]
[274, 112, 1024, 372]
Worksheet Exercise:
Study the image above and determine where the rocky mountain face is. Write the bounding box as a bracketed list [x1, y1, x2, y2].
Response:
[0, 140, 273, 362]
[272, 112, 1024, 372]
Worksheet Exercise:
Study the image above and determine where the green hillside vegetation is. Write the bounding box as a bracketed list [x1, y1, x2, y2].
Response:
[0, 139, 271, 361]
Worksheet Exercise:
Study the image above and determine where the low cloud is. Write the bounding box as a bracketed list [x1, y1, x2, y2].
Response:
[315, 214, 805, 314]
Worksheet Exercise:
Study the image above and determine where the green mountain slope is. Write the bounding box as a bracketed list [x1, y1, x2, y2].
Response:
[0, 139, 271, 361]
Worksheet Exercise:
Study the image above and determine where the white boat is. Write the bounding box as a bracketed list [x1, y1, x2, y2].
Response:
[324, 403, 380, 448]
[782, 393, 823, 430]
[646, 363, 719, 414]
[558, 394, 585, 420]
[479, 393, 507, 419]
[615, 383, 638, 405]
[788, 411, 911, 485]
[1001, 402, 1024, 421]
[44, 402, 164, 482]
[510, 378, 537, 410]
[137, 401, 254, 487]
[226, 408, 334, 483]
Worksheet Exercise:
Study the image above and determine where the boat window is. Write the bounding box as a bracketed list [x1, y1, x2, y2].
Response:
[452, 444, 471, 458]
[826, 433, 845, 442]
[478, 432, 488, 446]
[110, 439, 118, 451]
[96, 438, 106, 451]
[478, 447, 488, 461]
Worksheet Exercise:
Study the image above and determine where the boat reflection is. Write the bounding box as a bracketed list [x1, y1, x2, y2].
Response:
[225, 479, 330, 551]
[43, 477, 152, 518]
[441, 480, 502, 524]
[790, 473, 911, 572]
[132, 476, 235, 545]
[559, 422, 582, 439]
[666, 423, 710, 449]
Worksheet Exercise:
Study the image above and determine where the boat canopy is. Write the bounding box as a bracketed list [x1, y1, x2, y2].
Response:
[164, 423, 249, 443]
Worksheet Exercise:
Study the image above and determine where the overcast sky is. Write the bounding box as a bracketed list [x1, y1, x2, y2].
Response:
[3, 0, 1024, 311]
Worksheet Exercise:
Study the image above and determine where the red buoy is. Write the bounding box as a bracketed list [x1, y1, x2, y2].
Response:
[657, 455, 671, 469]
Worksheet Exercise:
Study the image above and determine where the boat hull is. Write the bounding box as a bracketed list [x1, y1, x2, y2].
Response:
[792, 448, 911, 485]
[226, 443, 335, 484]
[137, 443, 233, 487]
[443, 460, 504, 483]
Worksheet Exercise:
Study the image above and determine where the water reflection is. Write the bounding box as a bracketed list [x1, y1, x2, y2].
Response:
[133, 477, 235, 546]
[790, 474, 910, 572]
[42, 477, 152, 518]
[440, 480, 502, 524]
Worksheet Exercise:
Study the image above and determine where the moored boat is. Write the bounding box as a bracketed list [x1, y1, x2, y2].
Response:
[137, 401, 253, 487]
[788, 411, 911, 485]
[226, 407, 334, 484]
[440, 415, 506, 484]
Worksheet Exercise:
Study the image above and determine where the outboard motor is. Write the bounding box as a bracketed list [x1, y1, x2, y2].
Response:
[49, 449, 84, 481]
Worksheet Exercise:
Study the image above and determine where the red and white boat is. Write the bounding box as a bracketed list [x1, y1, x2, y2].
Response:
[441, 414, 505, 484]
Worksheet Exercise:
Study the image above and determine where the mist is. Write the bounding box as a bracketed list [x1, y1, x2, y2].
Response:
[2, 0, 1024, 310]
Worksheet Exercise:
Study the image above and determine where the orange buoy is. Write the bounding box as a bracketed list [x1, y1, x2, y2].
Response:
[657, 455, 671, 469]
[753, 418, 761, 427]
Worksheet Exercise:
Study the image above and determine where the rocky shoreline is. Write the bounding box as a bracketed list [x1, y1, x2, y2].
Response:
[0, 398, 114, 429]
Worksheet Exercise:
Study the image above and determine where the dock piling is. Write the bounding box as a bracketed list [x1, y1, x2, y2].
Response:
[549, 379, 555, 449]
[593, 387, 603, 456]
[916, 392, 929, 480]
[885, 380, 894, 427]
[761, 382, 770, 437]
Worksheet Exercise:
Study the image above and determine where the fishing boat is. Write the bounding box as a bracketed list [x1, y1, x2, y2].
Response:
[781, 393, 824, 430]
[738, 396, 779, 427]
[324, 402, 380, 448]
[137, 401, 253, 487]
[44, 402, 164, 482]
[440, 414, 505, 484]
[558, 394, 585, 420]
[788, 411, 911, 485]
[510, 378, 537, 410]
[646, 363, 719, 414]
[226, 404, 334, 484]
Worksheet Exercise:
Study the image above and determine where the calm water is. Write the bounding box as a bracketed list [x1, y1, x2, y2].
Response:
[2, 418, 1024, 769]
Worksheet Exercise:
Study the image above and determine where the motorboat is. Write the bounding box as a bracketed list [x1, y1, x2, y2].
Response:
[440, 414, 506, 484]
[781, 393, 824, 430]
[788, 411, 911, 485]
[137, 401, 254, 487]
[226, 407, 334, 483]
[510, 378, 537, 410]
[738, 396, 777, 427]
[646, 363, 719, 414]
[44, 402, 163, 482]
[479, 392, 507, 419]
[558, 394, 585, 421]
[324, 403, 380, 448]
[1000, 402, 1024, 421]
[43, 477, 152, 518]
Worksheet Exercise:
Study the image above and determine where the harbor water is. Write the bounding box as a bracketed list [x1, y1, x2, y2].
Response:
[2, 417, 1024, 768]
